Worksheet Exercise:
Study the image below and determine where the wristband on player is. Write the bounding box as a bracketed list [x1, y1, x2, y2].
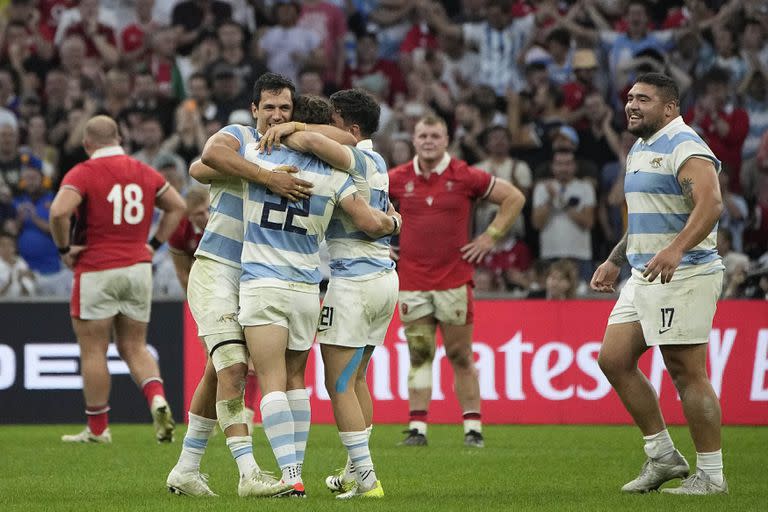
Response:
[58, 245, 71, 255]
[389, 216, 399, 235]
[149, 237, 163, 250]
[485, 225, 503, 242]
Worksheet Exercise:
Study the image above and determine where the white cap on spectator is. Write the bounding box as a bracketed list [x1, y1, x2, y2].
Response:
[0, 108, 18, 131]
[524, 46, 552, 66]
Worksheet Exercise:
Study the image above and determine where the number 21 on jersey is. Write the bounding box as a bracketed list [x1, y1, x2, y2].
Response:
[107, 183, 145, 225]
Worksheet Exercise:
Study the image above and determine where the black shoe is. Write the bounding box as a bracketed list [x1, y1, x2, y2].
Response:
[398, 428, 427, 446]
[464, 430, 484, 448]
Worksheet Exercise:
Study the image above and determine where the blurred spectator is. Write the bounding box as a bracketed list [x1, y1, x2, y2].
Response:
[167, 186, 209, 292]
[0, 182, 16, 234]
[684, 67, 749, 192]
[297, 0, 348, 87]
[0, 122, 26, 194]
[544, 258, 580, 299]
[208, 61, 248, 125]
[741, 17, 768, 73]
[258, 1, 322, 85]
[343, 31, 406, 106]
[171, 0, 232, 56]
[721, 250, 751, 299]
[163, 100, 207, 166]
[475, 237, 532, 294]
[449, 98, 486, 164]
[100, 67, 131, 121]
[366, 0, 414, 61]
[130, 68, 176, 135]
[0, 230, 35, 297]
[533, 124, 600, 187]
[739, 66, 768, 170]
[132, 115, 185, 174]
[597, 130, 635, 262]
[121, 0, 159, 62]
[0, 67, 19, 114]
[719, 170, 749, 253]
[425, 0, 539, 96]
[42, 68, 69, 147]
[13, 165, 68, 295]
[389, 135, 414, 166]
[147, 26, 184, 100]
[574, 92, 622, 174]
[297, 65, 326, 96]
[57, 34, 86, 78]
[20, 114, 58, 183]
[435, 30, 480, 99]
[54, 0, 118, 66]
[532, 150, 595, 281]
[474, 125, 532, 239]
[698, 23, 747, 86]
[542, 27, 574, 86]
[212, 20, 265, 89]
[185, 72, 217, 122]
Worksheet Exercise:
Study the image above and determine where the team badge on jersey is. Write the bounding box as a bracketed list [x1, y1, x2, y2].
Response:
[405, 181, 414, 194]
[426, 196, 433, 206]
[650, 157, 663, 168]
[446, 181, 454, 191]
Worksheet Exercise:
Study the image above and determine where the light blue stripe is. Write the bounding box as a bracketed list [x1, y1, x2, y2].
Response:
[277, 454, 297, 466]
[359, 149, 388, 174]
[216, 192, 244, 221]
[291, 410, 311, 422]
[183, 437, 209, 450]
[233, 446, 252, 459]
[267, 434, 295, 447]
[347, 441, 368, 451]
[294, 431, 309, 442]
[329, 257, 395, 277]
[198, 231, 242, 264]
[295, 450, 305, 458]
[628, 213, 688, 234]
[241, 262, 323, 284]
[628, 250, 720, 270]
[258, 148, 333, 176]
[262, 410, 295, 426]
[369, 188, 388, 210]
[351, 455, 369, 463]
[336, 347, 365, 393]
[349, 147, 367, 180]
[245, 221, 318, 254]
[221, 125, 245, 156]
[624, 172, 680, 195]
[309, 194, 332, 216]
[647, 131, 707, 155]
[326, 219, 370, 241]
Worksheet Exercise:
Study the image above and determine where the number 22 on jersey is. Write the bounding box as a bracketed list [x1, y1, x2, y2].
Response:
[107, 183, 145, 225]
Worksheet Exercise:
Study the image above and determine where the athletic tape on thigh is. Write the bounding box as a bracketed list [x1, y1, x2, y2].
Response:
[335, 347, 365, 393]
[405, 324, 436, 389]
[209, 340, 248, 372]
[215, 397, 246, 432]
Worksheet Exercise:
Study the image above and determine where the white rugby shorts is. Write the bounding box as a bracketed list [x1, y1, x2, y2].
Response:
[398, 284, 474, 325]
[608, 271, 723, 345]
[187, 257, 244, 346]
[317, 270, 398, 348]
[72, 262, 152, 322]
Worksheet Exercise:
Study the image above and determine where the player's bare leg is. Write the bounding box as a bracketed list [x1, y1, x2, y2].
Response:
[62, 317, 113, 443]
[167, 357, 218, 497]
[402, 317, 437, 446]
[598, 321, 689, 492]
[285, 349, 311, 495]
[441, 322, 483, 447]
[660, 344, 726, 494]
[355, 347, 375, 427]
[245, 325, 297, 493]
[114, 314, 174, 442]
[323, 345, 382, 498]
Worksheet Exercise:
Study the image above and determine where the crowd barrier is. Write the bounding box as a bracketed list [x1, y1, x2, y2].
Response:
[2, 300, 765, 424]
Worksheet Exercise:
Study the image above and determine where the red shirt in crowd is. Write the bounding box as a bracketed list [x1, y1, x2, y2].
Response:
[389, 154, 494, 291]
[168, 216, 203, 257]
[61, 146, 168, 273]
[683, 106, 749, 192]
[62, 21, 117, 58]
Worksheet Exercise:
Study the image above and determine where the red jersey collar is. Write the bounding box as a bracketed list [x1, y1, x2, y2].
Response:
[90, 146, 125, 159]
[413, 152, 450, 176]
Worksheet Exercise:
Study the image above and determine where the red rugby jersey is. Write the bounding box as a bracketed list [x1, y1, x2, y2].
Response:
[168, 216, 203, 257]
[389, 155, 494, 291]
[61, 146, 168, 273]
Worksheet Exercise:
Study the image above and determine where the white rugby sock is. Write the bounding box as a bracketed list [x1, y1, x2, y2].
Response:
[643, 429, 675, 459]
[340, 430, 376, 492]
[697, 450, 724, 485]
[287, 388, 311, 477]
[176, 413, 216, 472]
[226, 435, 259, 478]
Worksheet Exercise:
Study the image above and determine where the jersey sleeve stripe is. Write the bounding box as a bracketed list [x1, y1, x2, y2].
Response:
[482, 176, 496, 199]
[61, 184, 82, 196]
[156, 182, 170, 197]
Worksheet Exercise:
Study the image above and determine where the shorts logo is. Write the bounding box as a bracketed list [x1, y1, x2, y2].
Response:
[455, 309, 462, 318]
[217, 312, 237, 323]
[401, 303, 409, 315]
[650, 157, 663, 169]
[318, 306, 334, 332]
[659, 307, 675, 334]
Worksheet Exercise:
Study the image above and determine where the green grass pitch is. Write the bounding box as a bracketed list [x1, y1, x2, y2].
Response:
[1, 424, 764, 511]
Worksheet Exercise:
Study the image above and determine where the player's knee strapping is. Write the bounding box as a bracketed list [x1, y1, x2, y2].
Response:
[215, 397, 246, 432]
[208, 339, 248, 372]
[405, 324, 436, 389]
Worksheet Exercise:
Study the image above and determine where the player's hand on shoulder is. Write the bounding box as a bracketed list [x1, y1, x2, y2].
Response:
[590, 260, 620, 293]
[259, 123, 298, 154]
[266, 167, 313, 202]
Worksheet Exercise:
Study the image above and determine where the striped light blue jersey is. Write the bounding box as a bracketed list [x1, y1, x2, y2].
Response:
[624, 116, 725, 281]
[326, 139, 395, 280]
[240, 143, 357, 292]
[193, 124, 258, 268]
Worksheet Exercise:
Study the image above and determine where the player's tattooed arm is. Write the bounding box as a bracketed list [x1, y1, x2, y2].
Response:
[680, 176, 694, 206]
[607, 231, 628, 267]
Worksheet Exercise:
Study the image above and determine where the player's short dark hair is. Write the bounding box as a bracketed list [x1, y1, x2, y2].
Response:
[546, 28, 571, 47]
[635, 72, 680, 104]
[329, 88, 380, 138]
[293, 95, 333, 125]
[252, 72, 296, 106]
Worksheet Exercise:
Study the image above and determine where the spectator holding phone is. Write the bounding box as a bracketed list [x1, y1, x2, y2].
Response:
[531, 150, 595, 282]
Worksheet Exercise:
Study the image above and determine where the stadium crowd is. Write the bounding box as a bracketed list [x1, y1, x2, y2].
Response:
[0, 0, 766, 300]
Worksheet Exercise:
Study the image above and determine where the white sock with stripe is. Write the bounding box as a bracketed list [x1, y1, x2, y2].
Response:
[260, 391, 299, 484]
[340, 430, 376, 492]
[176, 413, 216, 473]
[225, 435, 259, 478]
[286, 388, 311, 478]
